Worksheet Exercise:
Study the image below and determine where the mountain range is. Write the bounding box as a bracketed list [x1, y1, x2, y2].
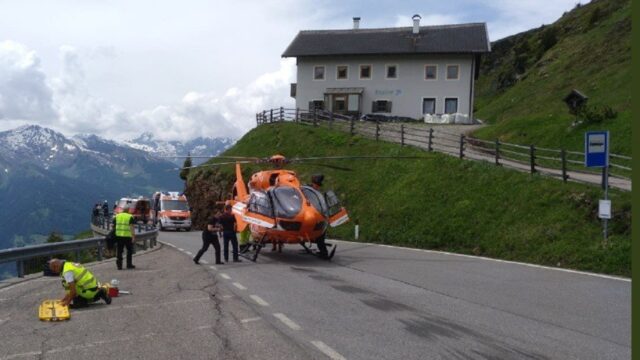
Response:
[0, 124, 232, 254]
[125, 132, 234, 165]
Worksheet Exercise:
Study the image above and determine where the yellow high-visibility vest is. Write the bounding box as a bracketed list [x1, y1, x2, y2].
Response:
[115, 212, 134, 237]
[61, 261, 98, 295]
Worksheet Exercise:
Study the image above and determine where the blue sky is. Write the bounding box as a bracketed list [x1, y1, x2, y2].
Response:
[0, 0, 587, 141]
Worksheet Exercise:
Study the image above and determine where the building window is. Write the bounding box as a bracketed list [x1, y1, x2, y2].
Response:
[424, 65, 437, 80]
[444, 98, 458, 114]
[309, 100, 324, 111]
[359, 65, 371, 79]
[372, 100, 392, 113]
[334, 96, 347, 112]
[422, 98, 436, 114]
[386, 65, 397, 79]
[446, 65, 459, 80]
[313, 66, 325, 80]
[347, 94, 359, 112]
[337, 65, 348, 80]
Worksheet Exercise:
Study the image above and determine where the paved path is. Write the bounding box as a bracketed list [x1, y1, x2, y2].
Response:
[0, 231, 631, 359]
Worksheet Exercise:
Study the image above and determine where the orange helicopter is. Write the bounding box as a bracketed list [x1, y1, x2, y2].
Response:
[178, 154, 425, 261]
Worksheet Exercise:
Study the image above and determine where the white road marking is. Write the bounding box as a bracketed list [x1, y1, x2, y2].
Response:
[332, 239, 631, 282]
[195, 325, 213, 330]
[311, 341, 347, 360]
[1, 351, 43, 359]
[185, 251, 192, 255]
[240, 317, 261, 324]
[222, 295, 233, 299]
[232, 282, 247, 290]
[0, 318, 9, 325]
[219, 273, 231, 280]
[273, 313, 301, 330]
[200, 260, 209, 264]
[250, 295, 269, 306]
[178, 248, 184, 252]
[209, 266, 218, 271]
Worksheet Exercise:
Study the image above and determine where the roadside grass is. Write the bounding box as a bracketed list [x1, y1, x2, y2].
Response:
[189, 123, 631, 276]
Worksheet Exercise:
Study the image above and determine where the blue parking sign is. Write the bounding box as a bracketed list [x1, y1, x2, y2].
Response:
[584, 131, 609, 168]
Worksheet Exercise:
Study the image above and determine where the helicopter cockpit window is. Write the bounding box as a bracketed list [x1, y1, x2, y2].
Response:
[301, 186, 328, 216]
[270, 187, 302, 219]
[324, 190, 342, 216]
[248, 191, 273, 217]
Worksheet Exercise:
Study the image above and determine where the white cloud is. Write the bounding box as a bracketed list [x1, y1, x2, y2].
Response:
[0, 41, 56, 121]
[1, 41, 295, 142]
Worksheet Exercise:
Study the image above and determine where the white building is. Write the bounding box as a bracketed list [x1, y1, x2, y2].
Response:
[283, 16, 491, 123]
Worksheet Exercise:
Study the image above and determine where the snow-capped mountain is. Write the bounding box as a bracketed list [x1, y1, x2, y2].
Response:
[0, 125, 183, 253]
[124, 132, 235, 165]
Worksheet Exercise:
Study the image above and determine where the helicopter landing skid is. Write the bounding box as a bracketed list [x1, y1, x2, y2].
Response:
[299, 241, 336, 260]
[239, 235, 267, 262]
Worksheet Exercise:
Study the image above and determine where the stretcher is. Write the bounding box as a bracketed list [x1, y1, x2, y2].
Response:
[38, 300, 70, 321]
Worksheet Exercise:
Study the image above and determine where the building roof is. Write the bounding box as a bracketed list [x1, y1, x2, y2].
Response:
[282, 23, 491, 58]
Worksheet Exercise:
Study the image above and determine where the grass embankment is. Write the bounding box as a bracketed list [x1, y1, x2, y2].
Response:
[474, 0, 631, 155]
[188, 123, 631, 276]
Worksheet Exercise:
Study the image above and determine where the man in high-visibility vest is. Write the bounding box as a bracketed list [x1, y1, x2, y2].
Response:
[113, 208, 136, 270]
[48, 258, 111, 308]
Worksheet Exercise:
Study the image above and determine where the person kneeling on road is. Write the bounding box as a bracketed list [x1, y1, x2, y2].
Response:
[48, 258, 111, 308]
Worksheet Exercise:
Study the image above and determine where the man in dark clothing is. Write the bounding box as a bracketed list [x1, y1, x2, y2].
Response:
[219, 204, 241, 262]
[309, 175, 330, 259]
[102, 200, 109, 218]
[194, 212, 223, 265]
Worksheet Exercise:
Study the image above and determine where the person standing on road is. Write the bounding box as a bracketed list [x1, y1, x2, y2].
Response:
[310, 174, 329, 259]
[48, 258, 111, 308]
[219, 204, 241, 262]
[102, 200, 109, 218]
[113, 208, 136, 270]
[194, 211, 223, 265]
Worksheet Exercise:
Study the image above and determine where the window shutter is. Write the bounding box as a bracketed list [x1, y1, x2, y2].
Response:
[386, 101, 392, 113]
[308, 102, 314, 111]
[371, 101, 376, 112]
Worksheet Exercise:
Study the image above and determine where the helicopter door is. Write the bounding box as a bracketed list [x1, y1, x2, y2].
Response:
[243, 191, 276, 228]
[325, 190, 349, 227]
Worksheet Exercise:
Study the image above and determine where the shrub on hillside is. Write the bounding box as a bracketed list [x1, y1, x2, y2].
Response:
[575, 104, 618, 126]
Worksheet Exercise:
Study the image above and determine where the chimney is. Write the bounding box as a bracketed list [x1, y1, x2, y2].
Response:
[412, 14, 421, 34]
[353, 17, 361, 30]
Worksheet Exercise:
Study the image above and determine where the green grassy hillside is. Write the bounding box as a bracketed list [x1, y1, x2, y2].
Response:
[186, 123, 631, 276]
[474, 0, 631, 155]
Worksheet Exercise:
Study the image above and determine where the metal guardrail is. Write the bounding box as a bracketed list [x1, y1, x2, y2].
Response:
[0, 220, 158, 278]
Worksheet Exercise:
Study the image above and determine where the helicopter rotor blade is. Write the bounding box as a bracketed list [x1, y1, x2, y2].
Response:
[289, 155, 430, 162]
[167, 160, 256, 171]
[292, 162, 353, 171]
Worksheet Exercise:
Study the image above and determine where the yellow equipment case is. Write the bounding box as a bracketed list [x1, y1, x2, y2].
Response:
[39, 300, 70, 321]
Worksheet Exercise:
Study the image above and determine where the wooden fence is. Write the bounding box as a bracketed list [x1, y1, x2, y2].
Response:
[256, 108, 632, 189]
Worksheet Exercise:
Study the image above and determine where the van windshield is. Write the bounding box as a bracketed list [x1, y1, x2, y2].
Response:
[162, 200, 189, 211]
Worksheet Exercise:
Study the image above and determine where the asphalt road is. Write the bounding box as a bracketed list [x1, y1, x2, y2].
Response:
[0, 231, 631, 359]
[163, 230, 630, 360]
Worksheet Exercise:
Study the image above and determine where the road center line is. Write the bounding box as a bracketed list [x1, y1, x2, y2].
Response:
[200, 260, 209, 264]
[240, 317, 261, 323]
[273, 313, 301, 330]
[178, 248, 184, 251]
[311, 340, 347, 360]
[209, 265, 218, 271]
[219, 273, 231, 280]
[250, 295, 269, 306]
[232, 282, 247, 290]
[185, 251, 193, 255]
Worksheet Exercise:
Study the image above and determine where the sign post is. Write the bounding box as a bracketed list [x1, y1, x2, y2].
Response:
[585, 131, 610, 243]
